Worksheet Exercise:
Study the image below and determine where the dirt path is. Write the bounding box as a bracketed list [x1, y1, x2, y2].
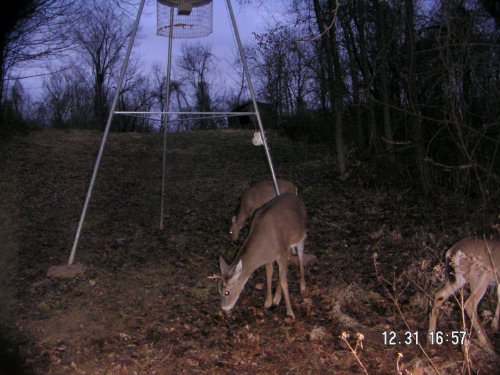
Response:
[0, 130, 498, 374]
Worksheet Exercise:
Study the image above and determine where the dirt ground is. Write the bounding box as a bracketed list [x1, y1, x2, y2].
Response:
[0, 129, 499, 374]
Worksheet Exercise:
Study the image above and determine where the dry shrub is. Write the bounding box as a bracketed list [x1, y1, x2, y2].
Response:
[329, 281, 384, 329]
[309, 326, 328, 341]
[402, 259, 447, 312]
[398, 230, 455, 313]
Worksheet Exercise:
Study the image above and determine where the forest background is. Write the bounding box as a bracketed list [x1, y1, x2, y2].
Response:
[1, 0, 499, 201]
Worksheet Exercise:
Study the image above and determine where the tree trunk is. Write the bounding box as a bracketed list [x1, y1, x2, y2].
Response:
[313, 0, 347, 177]
[354, 12, 380, 154]
[405, 0, 431, 193]
[315, 42, 329, 128]
[0, 37, 5, 107]
[341, 13, 365, 151]
[374, 0, 394, 162]
[94, 67, 106, 131]
[330, 31, 347, 177]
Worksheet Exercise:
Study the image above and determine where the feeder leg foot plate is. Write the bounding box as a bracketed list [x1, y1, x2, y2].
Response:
[47, 264, 86, 278]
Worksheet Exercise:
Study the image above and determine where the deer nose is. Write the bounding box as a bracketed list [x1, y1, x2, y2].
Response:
[222, 306, 233, 314]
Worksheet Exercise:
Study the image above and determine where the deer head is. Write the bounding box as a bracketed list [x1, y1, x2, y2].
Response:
[217, 255, 249, 313]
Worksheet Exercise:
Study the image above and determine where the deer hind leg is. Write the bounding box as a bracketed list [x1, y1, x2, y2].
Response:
[492, 284, 500, 332]
[294, 236, 307, 295]
[272, 266, 283, 307]
[429, 276, 466, 334]
[466, 273, 492, 350]
[275, 255, 295, 319]
[264, 263, 274, 308]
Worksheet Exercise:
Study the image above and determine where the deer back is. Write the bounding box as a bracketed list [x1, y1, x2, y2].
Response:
[242, 179, 297, 215]
[230, 179, 297, 240]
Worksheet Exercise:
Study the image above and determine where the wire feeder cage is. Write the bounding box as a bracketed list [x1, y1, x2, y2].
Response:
[157, 0, 213, 39]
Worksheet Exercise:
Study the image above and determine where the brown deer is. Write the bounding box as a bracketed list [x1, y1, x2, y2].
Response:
[428, 237, 500, 352]
[230, 179, 297, 241]
[216, 192, 306, 319]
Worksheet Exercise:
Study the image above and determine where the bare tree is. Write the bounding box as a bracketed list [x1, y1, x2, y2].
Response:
[71, 0, 133, 130]
[254, 27, 316, 118]
[224, 50, 249, 110]
[373, 0, 394, 161]
[0, 0, 77, 110]
[42, 69, 76, 128]
[151, 64, 191, 132]
[241, 0, 499, 201]
[8, 80, 30, 119]
[312, 0, 347, 178]
[405, 0, 431, 193]
[40, 64, 92, 129]
[178, 43, 215, 129]
[115, 60, 155, 132]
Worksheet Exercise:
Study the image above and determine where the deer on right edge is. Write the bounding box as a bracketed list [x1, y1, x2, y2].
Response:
[215, 192, 307, 319]
[428, 237, 500, 352]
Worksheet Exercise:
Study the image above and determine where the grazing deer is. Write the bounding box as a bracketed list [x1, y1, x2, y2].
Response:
[230, 179, 297, 241]
[428, 237, 500, 352]
[216, 192, 307, 319]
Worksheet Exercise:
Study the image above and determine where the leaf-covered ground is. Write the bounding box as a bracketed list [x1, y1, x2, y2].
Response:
[0, 129, 499, 374]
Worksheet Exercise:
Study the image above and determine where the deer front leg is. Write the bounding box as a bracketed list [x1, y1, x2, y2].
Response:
[429, 281, 457, 335]
[492, 285, 500, 332]
[466, 276, 493, 351]
[264, 263, 274, 308]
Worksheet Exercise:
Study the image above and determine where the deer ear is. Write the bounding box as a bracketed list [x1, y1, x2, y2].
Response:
[233, 259, 243, 278]
[231, 216, 237, 224]
[219, 255, 229, 274]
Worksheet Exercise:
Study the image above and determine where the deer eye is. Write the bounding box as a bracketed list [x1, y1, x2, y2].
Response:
[224, 291, 230, 296]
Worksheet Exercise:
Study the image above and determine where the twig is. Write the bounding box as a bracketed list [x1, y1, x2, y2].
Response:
[381, 137, 411, 146]
[424, 157, 474, 171]
[396, 352, 404, 374]
[402, 273, 434, 302]
[456, 290, 473, 375]
[340, 332, 369, 375]
[298, 0, 340, 43]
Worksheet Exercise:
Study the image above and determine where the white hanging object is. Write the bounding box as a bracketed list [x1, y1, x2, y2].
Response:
[252, 131, 263, 146]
